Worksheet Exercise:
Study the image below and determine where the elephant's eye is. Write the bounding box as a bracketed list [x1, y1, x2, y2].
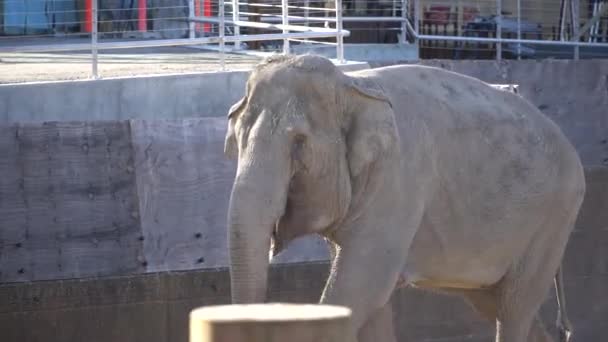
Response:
[293, 134, 306, 150]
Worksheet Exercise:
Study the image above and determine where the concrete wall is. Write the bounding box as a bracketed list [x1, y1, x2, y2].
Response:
[0, 62, 369, 124]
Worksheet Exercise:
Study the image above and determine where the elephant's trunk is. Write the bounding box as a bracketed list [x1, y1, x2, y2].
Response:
[227, 153, 289, 304]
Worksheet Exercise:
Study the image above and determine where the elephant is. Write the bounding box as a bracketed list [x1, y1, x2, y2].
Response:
[223, 54, 585, 342]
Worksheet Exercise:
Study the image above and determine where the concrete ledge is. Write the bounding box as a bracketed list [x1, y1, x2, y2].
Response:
[0, 61, 370, 124]
[289, 43, 419, 62]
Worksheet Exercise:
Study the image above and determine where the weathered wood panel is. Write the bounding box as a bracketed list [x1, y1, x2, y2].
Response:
[131, 118, 237, 272]
[0, 121, 143, 283]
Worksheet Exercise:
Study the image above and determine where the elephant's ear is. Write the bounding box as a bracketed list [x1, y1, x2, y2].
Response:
[344, 75, 393, 109]
[224, 97, 246, 159]
[342, 75, 396, 180]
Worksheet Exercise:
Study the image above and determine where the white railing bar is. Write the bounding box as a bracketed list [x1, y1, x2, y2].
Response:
[219, 0, 226, 70]
[188, 0, 195, 39]
[496, 0, 502, 60]
[415, 33, 608, 48]
[400, 0, 408, 44]
[237, 3, 334, 12]
[282, 0, 289, 54]
[232, 0, 241, 48]
[335, 0, 344, 63]
[190, 16, 349, 34]
[0, 31, 352, 54]
[91, 0, 98, 79]
[185, 15, 407, 23]
[403, 17, 608, 48]
[288, 38, 337, 45]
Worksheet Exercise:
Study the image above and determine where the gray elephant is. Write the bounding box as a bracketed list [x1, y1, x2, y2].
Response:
[223, 54, 585, 342]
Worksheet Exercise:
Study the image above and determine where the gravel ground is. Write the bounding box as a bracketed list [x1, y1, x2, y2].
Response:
[0, 46, 263, 84]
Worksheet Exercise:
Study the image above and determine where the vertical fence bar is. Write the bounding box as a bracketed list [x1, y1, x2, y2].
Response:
[516, 0, 521, 59]
[336, 0, 344, 63]
[496, 0, 502, 61]
[559, 0, 567, 40]
[189, 0, 196, 38]
[232, 0, 241, 49]
[282, 0, 290, 54]
[91, 0, 98, 79]
[220, 0, 226, 70]
[304, 0, 310, 27]
[572, 0, 580, 59]
[400, 0, 408, 44]
[414, 0, 419, 45]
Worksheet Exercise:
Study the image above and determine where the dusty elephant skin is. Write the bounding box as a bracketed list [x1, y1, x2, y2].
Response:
[223, 54, 586, 342]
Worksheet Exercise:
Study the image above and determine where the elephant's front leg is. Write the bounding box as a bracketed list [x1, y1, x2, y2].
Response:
[319, 226, 410, 339]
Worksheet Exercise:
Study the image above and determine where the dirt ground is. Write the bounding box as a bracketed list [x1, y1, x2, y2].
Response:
[0, 46, 263, 84]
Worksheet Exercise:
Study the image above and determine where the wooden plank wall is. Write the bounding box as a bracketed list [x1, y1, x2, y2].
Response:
[0, 121, 143, 283]
[0, 118, 330, 284]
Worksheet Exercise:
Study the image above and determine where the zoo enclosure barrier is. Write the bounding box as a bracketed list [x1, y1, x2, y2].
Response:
[0, 0, 351, 78]
[1, 0, 608, 80]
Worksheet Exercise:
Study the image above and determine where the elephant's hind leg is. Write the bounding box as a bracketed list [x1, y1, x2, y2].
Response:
[458, 288, 553, 342]
[493, 218, 576, 342]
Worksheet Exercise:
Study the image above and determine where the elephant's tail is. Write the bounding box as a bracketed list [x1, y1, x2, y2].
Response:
[554, 266, 573, 342]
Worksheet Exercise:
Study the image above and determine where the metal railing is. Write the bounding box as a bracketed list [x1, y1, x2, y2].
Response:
[0, 0, 350, 79]
[1, 0, 607, 82]
[409, 0, 608, 60]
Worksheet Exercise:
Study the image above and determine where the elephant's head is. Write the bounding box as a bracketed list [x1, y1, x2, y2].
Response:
[224, 54, 397, 304]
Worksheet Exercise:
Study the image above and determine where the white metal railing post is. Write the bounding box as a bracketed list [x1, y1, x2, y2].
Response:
[496, 0, 502, 61]
[282, 0, 290, 54]
[92, 0, 99, 79]
[304, 0, 310, 27]
[572, 0, 580, 59]
[220, 0, 226, 70]
[232, 0, 241, 49]
[400, 0, 408, 44]
[516, 0, 521, 59]
[189, 0, 196, 39]
[414, 0, 419, 47]
[336, 0, 344, 63]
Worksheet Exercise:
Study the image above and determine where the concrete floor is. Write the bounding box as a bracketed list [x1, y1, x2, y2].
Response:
[0, 45, 262, 84]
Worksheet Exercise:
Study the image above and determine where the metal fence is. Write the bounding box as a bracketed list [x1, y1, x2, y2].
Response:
[0, 0, 350, 79]
[0, 0, 607, 81]
[413, 0, 608, 60]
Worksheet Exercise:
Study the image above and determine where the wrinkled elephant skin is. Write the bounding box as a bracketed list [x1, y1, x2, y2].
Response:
[224, 55, 585, 342]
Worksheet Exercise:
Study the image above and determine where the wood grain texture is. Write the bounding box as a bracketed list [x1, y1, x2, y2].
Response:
[0, 121, 143, 283]
[131, 118, 237, 272]
[189, 303, 352, 342]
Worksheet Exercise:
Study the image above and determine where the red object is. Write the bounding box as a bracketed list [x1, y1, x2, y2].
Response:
[195, 0, 211, 33]
[138, 0, 147, 32]
[85, 0, 92, 32]
[424, 5, 451, 25]
[203, 0, 211, 33]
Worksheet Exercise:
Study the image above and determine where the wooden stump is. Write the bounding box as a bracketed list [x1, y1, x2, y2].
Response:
[189, 303, 353, 342]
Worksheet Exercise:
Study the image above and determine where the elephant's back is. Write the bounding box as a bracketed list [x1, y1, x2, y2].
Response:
[355, 65, 585, 288]
[357, 64, 582, 192]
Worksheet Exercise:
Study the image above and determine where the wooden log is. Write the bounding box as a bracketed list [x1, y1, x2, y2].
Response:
[189, 303, 353, 342]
